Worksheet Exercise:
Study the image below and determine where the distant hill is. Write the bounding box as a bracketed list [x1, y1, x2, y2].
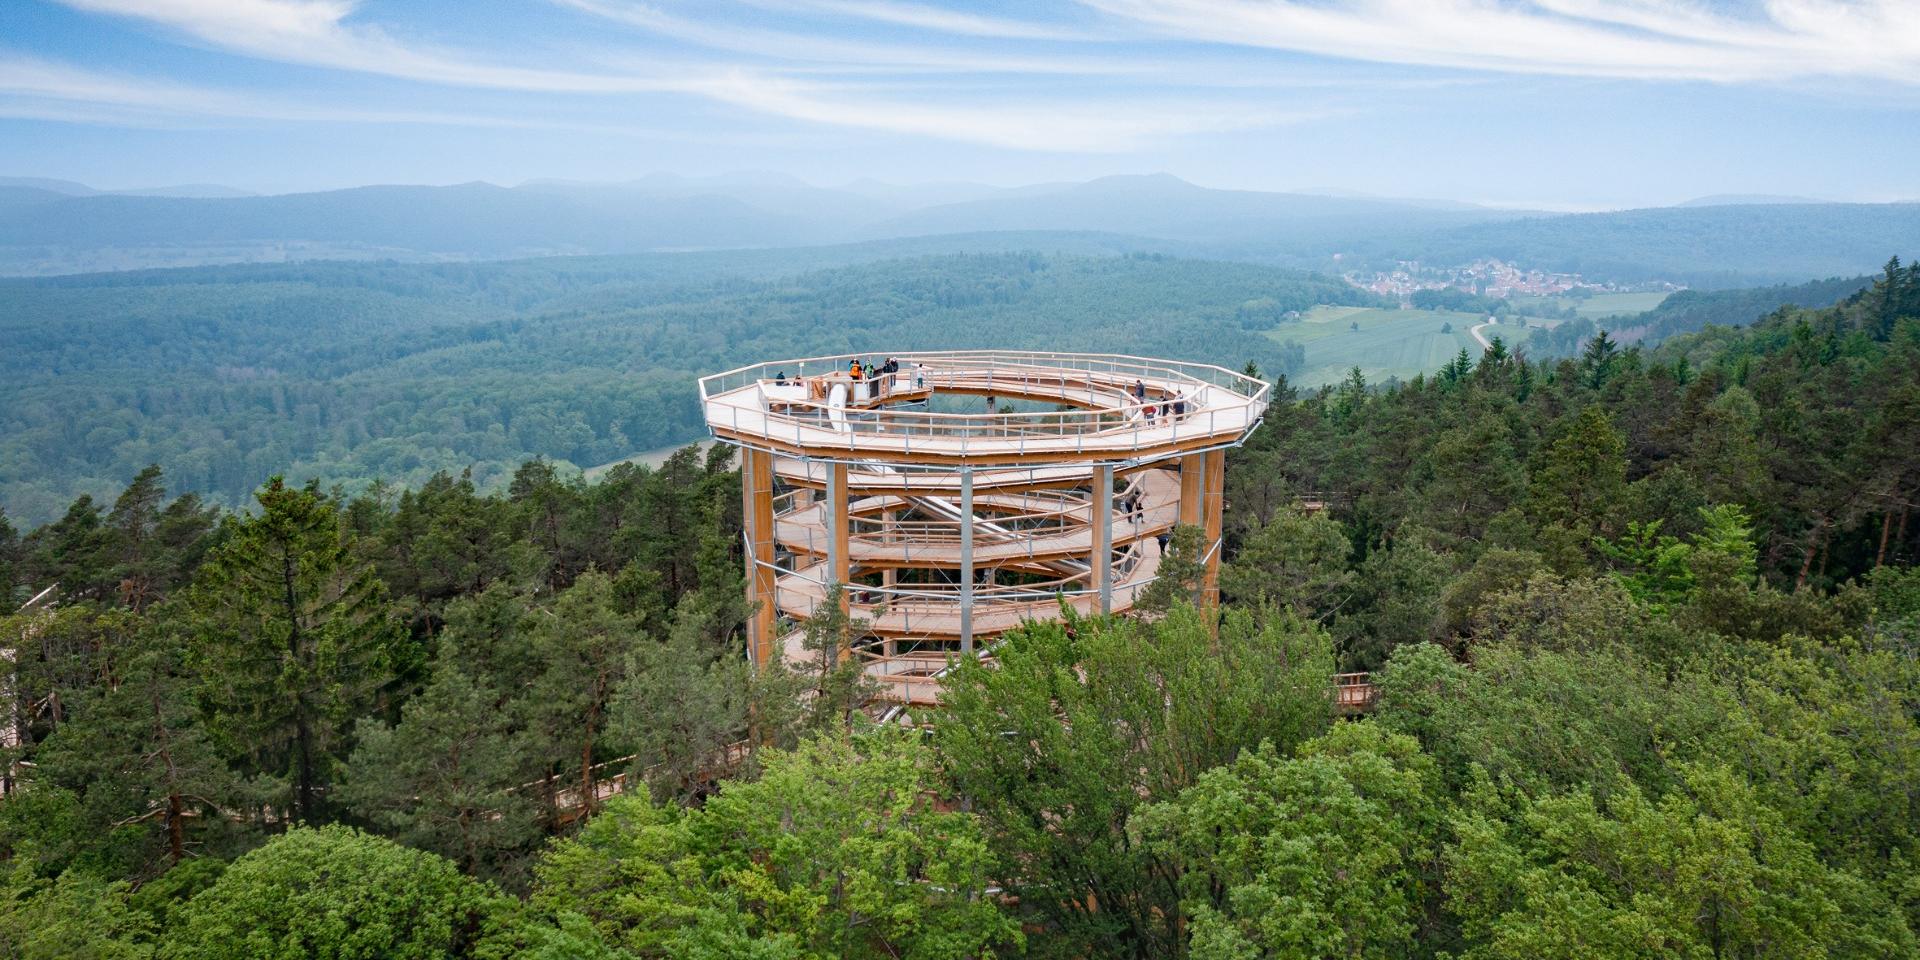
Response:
[0, 176, 99, 195]
[0, 186, 70, 207]
[1526, 273, 1875, 356]
[863, 173, 1533, 244]
[0, 173, 1909, 285]
[0, 182, 829, 273]
[111, 183, 257, 199]
[0, 176, 254, 198]
[1376, 203, 1920, 287]
[1676, 193, 1825, 207]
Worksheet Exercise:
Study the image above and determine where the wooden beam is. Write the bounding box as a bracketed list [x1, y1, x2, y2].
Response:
[741, 448, 778, 668]
[827, 461, 850, 587]
[1094, 463, 1113, 615]
[1203, 447, 1225, 611]
[1178, 452, 1204, 527]
[960, 467, 975, 655]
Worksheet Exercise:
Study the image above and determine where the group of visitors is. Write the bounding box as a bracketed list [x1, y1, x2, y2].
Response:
[848, 357, 902, 380]
[1130, 378, 1187, 424]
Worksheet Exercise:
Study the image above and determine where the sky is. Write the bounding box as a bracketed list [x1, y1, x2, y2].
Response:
[1, 0, 1917, 209]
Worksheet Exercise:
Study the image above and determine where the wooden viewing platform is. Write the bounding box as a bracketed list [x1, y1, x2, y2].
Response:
[702, 350, 1269, 709]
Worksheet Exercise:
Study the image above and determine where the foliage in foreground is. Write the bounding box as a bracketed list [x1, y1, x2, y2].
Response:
[2, 264, 1919, 957]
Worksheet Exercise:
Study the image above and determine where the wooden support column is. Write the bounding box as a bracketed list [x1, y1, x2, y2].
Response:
[959, 466, 975, 656]
[1178, 452, 1204, 527]
[1202, 447, 1226, 611]
[827, 461, 850, 593]
[1094, 464, 1113, 615]
[740, 448, 777, 668]
[826, 460, 851, 660]
[880, 508, 897, 591]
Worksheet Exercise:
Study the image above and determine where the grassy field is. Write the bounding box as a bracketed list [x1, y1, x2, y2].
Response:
[1276, 306, 1528, 388]
[584, 439, 718, 480]
[1510, 291, 1672, 319]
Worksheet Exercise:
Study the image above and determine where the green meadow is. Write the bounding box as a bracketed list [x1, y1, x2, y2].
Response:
[1274, 305, 1531, 387]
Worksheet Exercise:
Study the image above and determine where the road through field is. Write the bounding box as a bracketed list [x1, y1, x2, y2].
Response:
[1470, 317, 1496, 350]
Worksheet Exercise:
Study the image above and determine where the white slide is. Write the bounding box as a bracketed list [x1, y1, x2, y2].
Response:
[827, 381, 849, 433]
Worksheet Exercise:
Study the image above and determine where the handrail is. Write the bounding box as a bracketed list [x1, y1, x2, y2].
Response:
[700, 351, 1269, 449]
[700, 350, 1266, 401]
[762, 544, 1153, 607]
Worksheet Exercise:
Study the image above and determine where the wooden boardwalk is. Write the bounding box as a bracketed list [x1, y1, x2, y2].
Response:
[773, 468, 1179, 568]
[702, 351, 1269, 468]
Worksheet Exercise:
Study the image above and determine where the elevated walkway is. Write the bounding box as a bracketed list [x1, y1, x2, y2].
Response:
[708, 350, 1262, 710]
[702, 351, 1267, 468]
[772, 468, 1177, 569]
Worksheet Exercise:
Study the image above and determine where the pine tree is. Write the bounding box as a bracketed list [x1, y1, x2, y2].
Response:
[1528, 406, 1628, 543]
[34, 621, 242, 868]
[790, 584, 878, 734]
[524, 571, 641, 821]
[609, 590, 751, 802]
[341, 644, 542, 877]
[1872, 255, 1904, 338]
[1579, 330, 1620, 390]
[1140, 524, 1207, 614]
[183, 477, 408, 823]
[0, 508, 17, 608]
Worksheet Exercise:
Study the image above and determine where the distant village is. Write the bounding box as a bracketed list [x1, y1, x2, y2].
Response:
[1343, 258, 1684, 302]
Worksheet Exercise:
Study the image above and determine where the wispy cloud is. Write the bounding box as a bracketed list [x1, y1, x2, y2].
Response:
[744, 0, 1100, 41]
[553, 0, 1139, 74]
[0, 54, 532, 126]
[1080, 0, 1920, 84]
[693, 69, 1300, 150]
[50, 0, 1297, 150]
[56, 0, 685, 92]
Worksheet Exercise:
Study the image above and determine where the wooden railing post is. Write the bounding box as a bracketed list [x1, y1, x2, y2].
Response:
[960, 466, 975, 656]
[1094, 463, 1113, 615]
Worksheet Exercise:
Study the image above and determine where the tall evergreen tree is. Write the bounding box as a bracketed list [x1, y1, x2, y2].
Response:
[523, 571, 640, 821]
[34, 620, 242, 870]
[182, 478, 408, 823]
[341, 645, 543, 878]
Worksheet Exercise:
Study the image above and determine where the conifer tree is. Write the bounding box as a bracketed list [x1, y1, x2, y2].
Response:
[341, 645, 542, 877]
[524, 571, 640, 821]
[34, 621, 242, 868]
[182, 477, 408, 823]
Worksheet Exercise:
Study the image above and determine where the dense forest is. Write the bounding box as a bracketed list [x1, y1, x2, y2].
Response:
[2, 261, 1917, 957]
[1529, 270, 1875, 357]
[1367, 202, 1920, 287]
[0, 249, 1375, 525]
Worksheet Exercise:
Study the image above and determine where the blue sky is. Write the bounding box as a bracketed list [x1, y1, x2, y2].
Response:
[1, 0, 1917, 208]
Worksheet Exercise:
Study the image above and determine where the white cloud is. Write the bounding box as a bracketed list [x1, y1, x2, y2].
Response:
[56, 0, 685, 92]
[51, 0, 1301, 151]
[744, 0, 1100, 40]
[553, 0, 1139, 74]
[1079, 0, 1920, 84]
[692, 69, 1298, 150]
[0, 54, 524, 126]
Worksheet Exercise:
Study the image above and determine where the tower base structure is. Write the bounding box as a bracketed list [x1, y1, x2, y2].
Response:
[700, 351, 1268, 710]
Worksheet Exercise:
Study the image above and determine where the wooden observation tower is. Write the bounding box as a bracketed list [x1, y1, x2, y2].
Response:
[700, 351, 1269, 709]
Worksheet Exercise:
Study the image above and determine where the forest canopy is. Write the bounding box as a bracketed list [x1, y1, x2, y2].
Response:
[0, 249, 1375, 525]
[1, 258, 1918, 958]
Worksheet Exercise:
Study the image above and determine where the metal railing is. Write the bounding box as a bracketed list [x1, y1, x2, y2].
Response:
[700, 350, 1269, 453]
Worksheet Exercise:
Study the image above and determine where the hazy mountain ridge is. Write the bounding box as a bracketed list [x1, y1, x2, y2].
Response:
[0, 173, 1910, 283]
[1379, 201, 1920, 287]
